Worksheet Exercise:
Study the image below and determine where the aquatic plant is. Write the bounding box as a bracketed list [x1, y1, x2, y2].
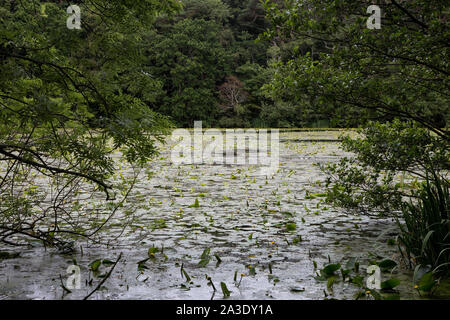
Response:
[396, 173, 449, 293]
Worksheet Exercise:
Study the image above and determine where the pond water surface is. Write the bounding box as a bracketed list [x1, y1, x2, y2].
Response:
[0, 130, 446, 300]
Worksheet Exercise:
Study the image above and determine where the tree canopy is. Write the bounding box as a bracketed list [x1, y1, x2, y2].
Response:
[0, 0, 181, 246]
[262, 0, 449, 132]
[261, 0, 449, 213]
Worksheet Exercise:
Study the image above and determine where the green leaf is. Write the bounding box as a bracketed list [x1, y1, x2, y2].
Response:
[198, 257, 210, 268]
[200, 248, 210, 259]
[292, 235, 302, 244]
[351, 275, 364, 287]
[181, 268, 191, 282]
[327, 276, 336, 290]
[378, 259, 397, 272]
[137, 258, 149, 271]
[148, 247, 159, 257]
[189, 198, 200, 208]
[198, 248, 211, 267]
[321, 264, 341, 277]
[89, 259, 102, 272]
[381, 278, 400, 290]
[220, 282, 231, 298]
[285, 223, 297, 231]
[214, 253, 222, 264]
[421, 231, 435, 255]
[418, 272, 436, 292]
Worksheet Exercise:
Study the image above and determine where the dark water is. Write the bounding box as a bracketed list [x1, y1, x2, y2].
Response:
[0, 131, 445, 300]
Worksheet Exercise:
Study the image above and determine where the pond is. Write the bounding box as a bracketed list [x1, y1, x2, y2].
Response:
[0, 130, 445, 300]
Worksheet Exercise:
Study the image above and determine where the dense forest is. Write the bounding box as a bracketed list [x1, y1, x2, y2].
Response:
[134, 0, 447, 129]
[142, 0, 342, 128]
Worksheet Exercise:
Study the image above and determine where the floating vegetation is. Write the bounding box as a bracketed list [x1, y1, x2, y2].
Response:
[0, 131, 432, 300]
[189, 199, 200, 208]
[220, 282, 231, 298]
[198, 248, 211, 268]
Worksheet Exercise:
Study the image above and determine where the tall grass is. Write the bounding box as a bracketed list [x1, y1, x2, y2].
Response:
[396, 173, 450, 276]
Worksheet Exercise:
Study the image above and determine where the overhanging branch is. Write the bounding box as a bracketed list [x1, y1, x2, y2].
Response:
[0, 145, 112, 200]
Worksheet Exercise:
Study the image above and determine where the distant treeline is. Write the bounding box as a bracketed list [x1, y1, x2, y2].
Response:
[135, 0, 447, 130]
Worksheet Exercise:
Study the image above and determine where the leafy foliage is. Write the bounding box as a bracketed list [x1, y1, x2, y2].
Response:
[0, 0, 180, 247]
[146, 15, 232, 127]
[262, 1, 450, 283]
[262, 0, 449, 132]
[322, 120, 449, 213]
[397, 174, 450, 276]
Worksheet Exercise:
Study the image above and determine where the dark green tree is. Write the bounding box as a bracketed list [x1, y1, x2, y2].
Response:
[146, 13, 232, 127]
[0, 0, 181, 247]
[263, 0, 450, 275]
[146, 0, 274, 127]
[262, 0, 449, 209]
